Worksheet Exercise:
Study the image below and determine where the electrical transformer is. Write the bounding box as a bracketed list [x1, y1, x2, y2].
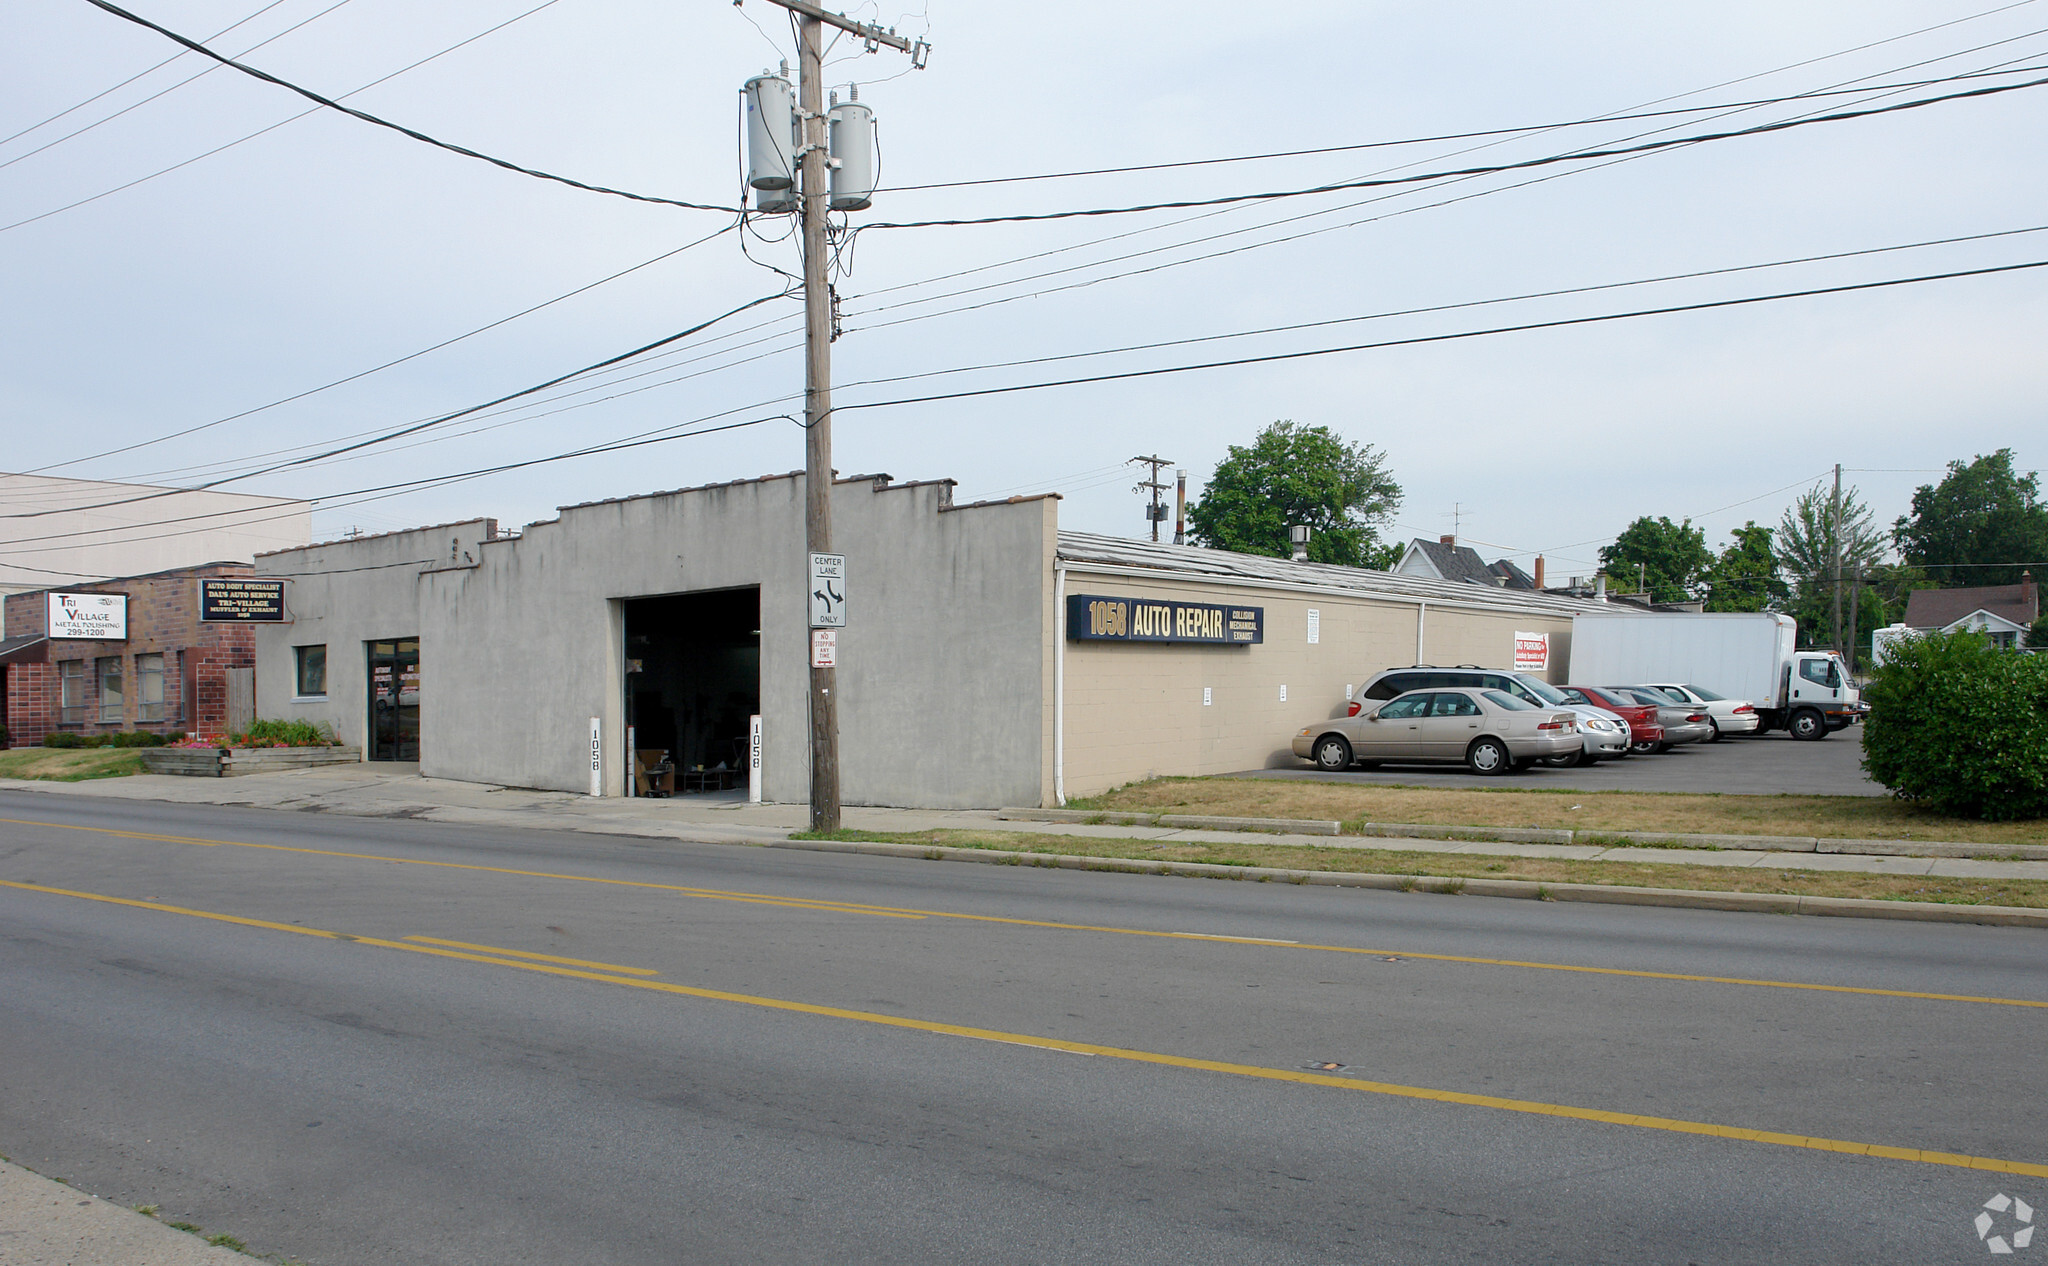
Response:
[828, 99, 876, 211]
[742, 72, 796, 192]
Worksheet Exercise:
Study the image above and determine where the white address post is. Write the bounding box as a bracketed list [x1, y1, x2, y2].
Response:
[588, 717, 602, 797]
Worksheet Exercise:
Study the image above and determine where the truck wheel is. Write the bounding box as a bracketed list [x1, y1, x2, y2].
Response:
[1789, 708, 1827, 741]
[1312, 735, 1353, 770]
[1467, 737, 1511, 775]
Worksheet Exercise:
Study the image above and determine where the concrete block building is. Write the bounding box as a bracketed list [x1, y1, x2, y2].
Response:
[252, 471, 1608, 808]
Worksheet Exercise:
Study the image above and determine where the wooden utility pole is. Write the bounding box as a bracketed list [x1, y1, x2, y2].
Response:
[761, 0, 924, 832]
[1831, 463, 1845, 661]
[1130, 454, 1173, 542]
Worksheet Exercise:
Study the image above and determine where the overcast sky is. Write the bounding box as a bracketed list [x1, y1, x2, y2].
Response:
[4, 0, 2044, 578]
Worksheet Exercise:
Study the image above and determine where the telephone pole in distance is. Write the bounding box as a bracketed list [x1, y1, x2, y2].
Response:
[1130, 454, 1173, 543]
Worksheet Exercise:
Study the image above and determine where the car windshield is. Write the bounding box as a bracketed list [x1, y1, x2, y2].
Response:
[1685, 684, 1726, 701]
[1483, 690, 1534, 711]
[1640, 685, 1687, 702]
[1508, 673, 1569, 705]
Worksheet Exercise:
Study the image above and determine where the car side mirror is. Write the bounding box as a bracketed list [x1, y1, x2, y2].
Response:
[1365, 711, 1381, 722]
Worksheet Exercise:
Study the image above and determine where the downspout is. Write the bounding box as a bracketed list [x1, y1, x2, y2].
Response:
[1415, 600, 1427, 663]
[1054, 560, 1067, 806]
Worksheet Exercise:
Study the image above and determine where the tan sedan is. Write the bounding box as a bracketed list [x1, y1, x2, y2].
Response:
[1291, 687, 1581, 776]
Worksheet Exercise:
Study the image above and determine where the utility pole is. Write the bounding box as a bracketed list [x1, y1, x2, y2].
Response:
[1130, 454, 1173, 542]
[1831, 462, 1844, 661]
[759, 0, 924, 833]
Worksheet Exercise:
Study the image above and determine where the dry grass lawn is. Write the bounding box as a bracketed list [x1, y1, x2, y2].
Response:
[1074, 778, 2048, 847]
[798, 827, 2048, 908]
[0, 748, 145, 781]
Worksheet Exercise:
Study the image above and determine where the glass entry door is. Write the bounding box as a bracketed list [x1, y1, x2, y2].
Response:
[368, 638, 420, 760]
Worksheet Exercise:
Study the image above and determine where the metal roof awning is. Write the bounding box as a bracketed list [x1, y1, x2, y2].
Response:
[0, 634, 50, 665]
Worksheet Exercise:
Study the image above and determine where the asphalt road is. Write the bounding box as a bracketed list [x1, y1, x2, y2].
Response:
[2, 790, 2041, 1264]
[1245, 725, 1885, 795]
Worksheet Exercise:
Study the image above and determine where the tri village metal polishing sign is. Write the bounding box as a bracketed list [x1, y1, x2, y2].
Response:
[1067, 594, 1263, 645]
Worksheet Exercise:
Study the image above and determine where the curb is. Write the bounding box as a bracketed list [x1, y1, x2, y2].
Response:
[1000, 808, 2048, 861]
[764, 837, 2048, 929]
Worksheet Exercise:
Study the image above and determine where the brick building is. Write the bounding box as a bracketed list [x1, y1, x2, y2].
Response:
[0, 562, 259, 747]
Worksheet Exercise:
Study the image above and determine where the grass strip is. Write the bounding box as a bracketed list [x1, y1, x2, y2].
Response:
[791, 827, 2048, 909]
[0, 749, 145, 782]
[1073, 777, 2047, 846]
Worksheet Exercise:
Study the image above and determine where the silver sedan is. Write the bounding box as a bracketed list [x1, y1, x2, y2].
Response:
[1292, 688, 1582, 776]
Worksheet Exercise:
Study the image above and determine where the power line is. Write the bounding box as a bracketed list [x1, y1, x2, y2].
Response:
[33, 217, 741, 476]
[827, 258, 2048, 415]
[879, 62, 2048, 193]
[857, 72, 2048, 230]
[0, 291, 792, 521]
[0, 0, 293, 148]
[78, 0, 737, 215]
[3, 0, 580, 235]
[0, 0, 361, 174]
[832, 223, 2048, 393]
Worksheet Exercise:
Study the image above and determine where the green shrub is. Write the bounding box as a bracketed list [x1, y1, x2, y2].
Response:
[43, 733, 82, 748]
[110, 731, 169, 747]
[1862, 630, 2048, 820]
[232, 718, 334, 748]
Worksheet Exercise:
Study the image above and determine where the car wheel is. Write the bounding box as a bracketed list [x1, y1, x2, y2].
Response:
[1789, 708, 1827, 741]
[1467, 736, 1511, 775]
[1628, 739, 1658, 755]
[1540, 752, 1579, 768]
[1706, 720, 1723, 742]
[1511, 757, 1536, 772]
[1312, 735, 1353, 770]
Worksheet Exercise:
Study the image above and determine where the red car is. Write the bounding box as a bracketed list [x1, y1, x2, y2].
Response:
[1559, 685, 1665, 755]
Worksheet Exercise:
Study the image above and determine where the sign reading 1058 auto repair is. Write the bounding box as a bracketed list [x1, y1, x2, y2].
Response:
[1066, 594, 1262, 645]
[808, 553, 846, 629]
[47, 592, 127, 640]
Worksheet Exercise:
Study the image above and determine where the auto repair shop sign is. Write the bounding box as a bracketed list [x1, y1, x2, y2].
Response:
[1067, 594, 1262, 645]
[48, 591, 128, 640]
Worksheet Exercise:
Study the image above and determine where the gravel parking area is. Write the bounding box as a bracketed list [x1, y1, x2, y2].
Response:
[1237, 726, 1884, 796]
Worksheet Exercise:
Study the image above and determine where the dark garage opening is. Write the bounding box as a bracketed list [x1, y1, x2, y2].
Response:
[624, 587, 759, 793]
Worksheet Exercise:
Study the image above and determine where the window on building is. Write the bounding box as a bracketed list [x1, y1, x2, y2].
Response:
[295, 644, 328, 698]
[59, 660, 86, 724]
[136, 653, 166, 722]
[97, 656, 124, 723]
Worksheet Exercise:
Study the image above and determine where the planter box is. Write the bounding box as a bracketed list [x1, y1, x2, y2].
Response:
[141, 748, 228, 777]
[142, 746, 362, 777]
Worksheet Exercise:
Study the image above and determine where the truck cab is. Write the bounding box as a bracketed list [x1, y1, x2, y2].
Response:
[1767, 651, 1861, 740]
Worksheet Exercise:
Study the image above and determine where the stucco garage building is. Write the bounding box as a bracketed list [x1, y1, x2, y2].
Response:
[252, 472, 1605, 808]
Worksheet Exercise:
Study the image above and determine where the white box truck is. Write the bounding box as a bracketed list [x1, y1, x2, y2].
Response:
[1569, 612, 1862, 740]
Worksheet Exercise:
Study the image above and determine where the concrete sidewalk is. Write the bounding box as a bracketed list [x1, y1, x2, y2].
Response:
[0, 1160, 250, 1265]
[5, 764, 2046, 884]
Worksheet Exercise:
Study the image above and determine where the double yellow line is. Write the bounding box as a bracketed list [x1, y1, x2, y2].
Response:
[3, 874, 2043, 1181]
[6, 816, 2044, 1011]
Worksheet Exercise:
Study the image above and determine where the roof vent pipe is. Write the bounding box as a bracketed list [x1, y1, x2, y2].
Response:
[1289, 524, 1311, 562]
[1595, 574, 1608, 599]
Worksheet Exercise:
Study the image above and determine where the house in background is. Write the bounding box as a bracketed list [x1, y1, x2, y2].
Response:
[1899, 573, 2038, 648]
[1873, 572, 2038, 663]
[1394, 535, 1540, 590]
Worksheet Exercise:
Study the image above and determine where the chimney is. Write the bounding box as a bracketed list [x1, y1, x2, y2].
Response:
[2024, 570, 2037, 619]
[1595, 574, 1608, 599]
[1173, 470, 1186, 545]
[1534, 555, 1546, 589]
[1440, 534, 1456, 546]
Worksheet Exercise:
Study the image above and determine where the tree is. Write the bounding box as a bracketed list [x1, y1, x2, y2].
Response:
[1862, 629, 2048, 820]
[1186, 420, 1402, 568]
[1599, 517, 1711, 602]
[2028, 611, 2048, 652]
[1776, 480, 1887, 647]
[1893, 449, 2048, 587]
[1704, 521, 1784, 612]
